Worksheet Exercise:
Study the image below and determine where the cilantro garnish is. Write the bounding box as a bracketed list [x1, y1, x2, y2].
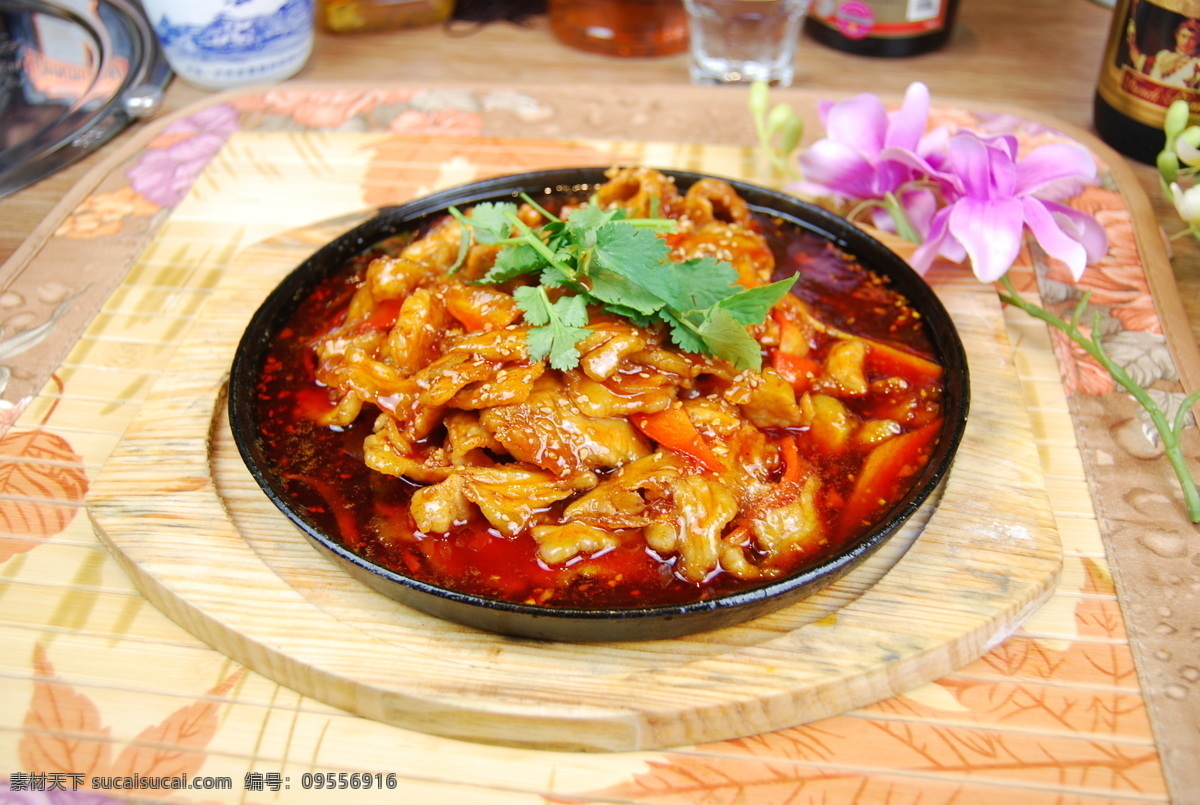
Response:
[512, 286, 592, 371]
[450, 195, 796, 371]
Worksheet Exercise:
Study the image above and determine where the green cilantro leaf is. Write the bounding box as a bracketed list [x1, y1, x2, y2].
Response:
[448, 202, 519, 273]
[716, 275, 799, 324]
[478, 242, 544, 283]
[463, 202, 518, 244]
[567, 203, 622, 228]
[696, 306, 765, 371]
[647, 257, 743, 313]
[660, 308, 710, 355]
[513, 286, 591, 371]
[540, 219, 569, 241]
[592, 222, 670, 278]
[589, 268, 664, 316]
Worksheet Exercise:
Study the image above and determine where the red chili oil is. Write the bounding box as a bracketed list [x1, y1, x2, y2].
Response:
[250, 218, 944, 609]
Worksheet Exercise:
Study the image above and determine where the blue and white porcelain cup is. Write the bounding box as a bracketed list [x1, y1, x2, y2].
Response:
[139, 0, 314, 90]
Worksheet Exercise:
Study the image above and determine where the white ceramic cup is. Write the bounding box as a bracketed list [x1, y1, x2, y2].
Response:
[138, 0, 314, 90]
[683, 0, 810, 87]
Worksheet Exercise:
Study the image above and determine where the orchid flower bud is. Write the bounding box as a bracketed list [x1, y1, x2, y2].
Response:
[1176, 126, 1200, 168]
[1165, 100, 1191, 140]
[1170, 181, 1200, 225]
[1159, 146, 1181, 185]
[767, 102, 796, 138]
[748, 81, 770, 121]
[777, 116, 804, 156]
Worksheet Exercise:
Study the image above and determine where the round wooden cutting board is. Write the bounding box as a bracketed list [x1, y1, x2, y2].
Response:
[86, 215, 1061, 752]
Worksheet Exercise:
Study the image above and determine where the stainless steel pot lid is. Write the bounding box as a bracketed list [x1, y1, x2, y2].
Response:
[0, 0, 172, 199]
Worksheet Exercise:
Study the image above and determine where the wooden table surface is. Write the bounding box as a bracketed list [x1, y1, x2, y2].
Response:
[5, 0, 1198, 352]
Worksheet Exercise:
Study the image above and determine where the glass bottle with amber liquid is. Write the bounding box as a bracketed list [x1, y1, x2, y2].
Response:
[1094, 0, 1200, 164]
[317, 0, 455, 32]
[548, 0, 689, 57]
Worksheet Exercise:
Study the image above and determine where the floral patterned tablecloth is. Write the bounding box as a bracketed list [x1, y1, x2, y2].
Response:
[0, 83, 1196, 804]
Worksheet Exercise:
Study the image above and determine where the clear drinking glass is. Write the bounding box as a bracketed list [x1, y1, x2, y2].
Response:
[683, 0, 810, 87]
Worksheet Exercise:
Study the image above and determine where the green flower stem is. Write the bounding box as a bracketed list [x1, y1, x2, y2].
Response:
[999, 275, 1200, 522]
[883, 193, 922, 243]
[846, 194, 922, 243]
[1170, 224, 1200, 242]
[749, 81, 804, 182]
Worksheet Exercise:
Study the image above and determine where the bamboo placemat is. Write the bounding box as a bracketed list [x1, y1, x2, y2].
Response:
[0, 85, 1189, 802]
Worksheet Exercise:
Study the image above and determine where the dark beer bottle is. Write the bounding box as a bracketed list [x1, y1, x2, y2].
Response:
[1094, 0, 1200, 164]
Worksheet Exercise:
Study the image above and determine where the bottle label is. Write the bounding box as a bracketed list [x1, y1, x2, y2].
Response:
[809, 0, 950, 39]
[1097, 0, 1200, 127]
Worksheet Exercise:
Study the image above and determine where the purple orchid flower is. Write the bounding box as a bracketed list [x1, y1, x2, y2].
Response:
[790, 82, 1106, 282]
[909, 132, 1108, 281]
[794, 82, 947, 238]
